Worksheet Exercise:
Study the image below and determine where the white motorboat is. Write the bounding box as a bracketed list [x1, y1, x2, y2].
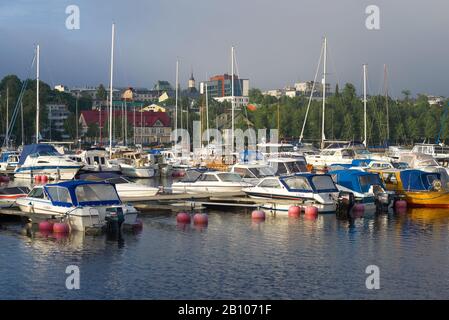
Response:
[229, 163, 276, 185]
[266, 157, 308, 176]
[74, 147, 121, 173]
[0, 186, 30, 208]
[16, 180, 138, 232]
[14, 144, 82, 180]
[114, 151, 156, 178]
[0, 151, 20, 172]
[78, 172, 159, 202]
[243, 173, 340, 213]
[171, 170, 252, 194]
[305, 147, 356, 168]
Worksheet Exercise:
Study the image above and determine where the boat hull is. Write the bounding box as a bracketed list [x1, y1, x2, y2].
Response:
[14, 166, 81, 180]
[120, 165, 155, 178]
[402, 191, 449, 208]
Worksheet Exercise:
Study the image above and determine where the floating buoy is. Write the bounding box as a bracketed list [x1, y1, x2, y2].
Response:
[41, 175, 48, 183]
[193, 213, 208, 225]
[251, 210, 266, 221]
[0, 175, 10, 183]
[34, 175, 41, 183]
[39, 221, 54, 232]
[176, 212, 191, 224]
[395, 200, 407, 210]
[53, 222, 69, 233]
[288, 205, 301, 218]
[304, 206, 318, 217]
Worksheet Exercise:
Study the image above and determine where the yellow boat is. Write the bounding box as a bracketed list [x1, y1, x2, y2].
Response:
[368, 168, 449, 208]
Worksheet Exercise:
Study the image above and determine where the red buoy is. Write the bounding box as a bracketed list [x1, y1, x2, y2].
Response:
[39, 221, 54, 232]
[0, 175, 10, 183]
[34, 175, 41, 183]
[395, 200, 407, 210]
[53, 222, 69, 233]
[193, 213, 208, 225]
[304, 206, 318, 217]
[251, 210, 266, 221]
[176, 212, 191, 224]
[288, 205, 301, 218]
[41, 175, 49, 183]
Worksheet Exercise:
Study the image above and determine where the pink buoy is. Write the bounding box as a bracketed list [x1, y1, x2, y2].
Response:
[251, 210, 265, 221]
[395, 200, 407, 210]
[41, 175, 48, 183]
[176, 212, 191, 224]
[34, 175, 41, 183]
[304, 206, 318, 217]
[193, 213, 208, 225]
[53, 222, 69, 233]
[288, 205, 301, 218]
[39, 221, 54, 232]
[0, 175, 10, 183]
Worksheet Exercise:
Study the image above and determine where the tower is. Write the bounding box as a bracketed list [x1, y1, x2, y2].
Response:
[188, 70, 195, 90]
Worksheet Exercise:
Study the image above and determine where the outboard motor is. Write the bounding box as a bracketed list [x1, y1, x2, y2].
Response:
[336, 191, 355, 219]
[105, 207, 125, 233]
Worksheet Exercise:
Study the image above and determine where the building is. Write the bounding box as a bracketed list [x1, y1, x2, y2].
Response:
[79, 110, 172, 144]
[200, 74, 250, 109]
[69, 86, 120, 100]
[142, 104, 166, 112]
[54, 84, 67, 92]
[262, 89, 283, 99]
[294, 81, 331, 95]
[46, 103, 70, 137]
[427, 95, 444, 106]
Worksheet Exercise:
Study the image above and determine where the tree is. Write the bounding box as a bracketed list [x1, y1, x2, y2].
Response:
[402, 89, 411, 102]
[97, 84, 107, 101]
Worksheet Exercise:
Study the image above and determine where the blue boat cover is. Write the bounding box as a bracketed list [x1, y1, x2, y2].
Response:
[329, 169, 384, 193]
[280, 173, 338, 193]
[400, 169, 441, 191]
[44, 180, 121, 207]
[351, 159, 373, 167]
[18, 144, 60, 165]
[239, 150, 264, 162]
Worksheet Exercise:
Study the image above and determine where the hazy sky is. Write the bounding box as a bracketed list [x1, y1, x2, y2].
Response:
[1, 0, 448, 97]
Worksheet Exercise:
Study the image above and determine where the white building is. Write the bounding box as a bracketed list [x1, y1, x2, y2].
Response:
[47, 103, 70, 136]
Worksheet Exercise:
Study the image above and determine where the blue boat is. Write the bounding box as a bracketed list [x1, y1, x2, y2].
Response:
[329, 169, 394, 211]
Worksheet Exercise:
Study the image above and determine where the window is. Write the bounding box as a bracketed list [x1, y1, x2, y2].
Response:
[258, 179, 281, 188]
[234, 167, 253, 178]
[93, 156, 100, 164]
[249, 167, 275, 178]
[283, 176, 313, 191]
[75, 184, 120, 203]
[217, 173, 242, 182]
[46, 186, 72, 204]
[382, 173, 397, 185]
[273, 163, 288, 175]
[29, 187, 45, 199]
[200, 174, 219, 182]
[311, 175, 337, 191]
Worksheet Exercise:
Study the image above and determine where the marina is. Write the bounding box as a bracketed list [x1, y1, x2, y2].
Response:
[2, 0, 449, 305]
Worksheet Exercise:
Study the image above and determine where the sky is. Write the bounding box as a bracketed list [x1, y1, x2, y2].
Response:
[1, 0, 449, 98]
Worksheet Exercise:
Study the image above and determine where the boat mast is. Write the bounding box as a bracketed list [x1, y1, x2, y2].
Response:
[175, 60, 179, 132]
[363, 64, 367, 147]
[109, 23, 115, 158]
[205, 78, 210, 144]
[21, 99, 24, 146]
[320, 37, 326, 149]
[384, 64, 390, 142]
[76, 93, 79, 149]
[231, 46, 235, 153]
[36, 44, 40, 144]
[6, 87, 8, 147]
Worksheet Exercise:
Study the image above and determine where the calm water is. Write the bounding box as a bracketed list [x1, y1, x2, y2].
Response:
[1, 178, 449, 299]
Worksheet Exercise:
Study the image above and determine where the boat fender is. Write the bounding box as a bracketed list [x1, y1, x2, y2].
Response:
[304, 206, 318, 217]
[39, 221, 54, 232]
[53, 222, 69, 233]
[176, 212, 191, 224]
[251, 210, 266, 221]
[288, 206, 301, 218]
[193, 213, 208, 225]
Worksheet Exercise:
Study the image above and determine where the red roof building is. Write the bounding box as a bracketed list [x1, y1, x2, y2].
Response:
[79, 110, 172, 144]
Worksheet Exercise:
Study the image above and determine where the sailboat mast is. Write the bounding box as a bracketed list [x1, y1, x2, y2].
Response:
[321, 37, 326, 149]
[206, 79, 210, 144]
[175, 60, 179, 131]
[363, 64, 368, 147]
[231, 46, 235, 154]
[6, 87, 9, 147]
[384, 64, 390, 142]
[21, 99, 24, 146]
[36, 44, 40, 144]
[109, 23, 115, 157]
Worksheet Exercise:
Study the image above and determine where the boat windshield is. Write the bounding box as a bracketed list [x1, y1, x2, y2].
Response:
[249, 167, 275, 178]
[282, 176, 313, 191]
[285, 160, 307, 173]
[105, 177, 130, 184]
[46, 186, 72, 205]
[75, 184, 120, 204]
[359, 175, 383, 193]
[217, 173, 242, 182]
[311, 175, 338, 192]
